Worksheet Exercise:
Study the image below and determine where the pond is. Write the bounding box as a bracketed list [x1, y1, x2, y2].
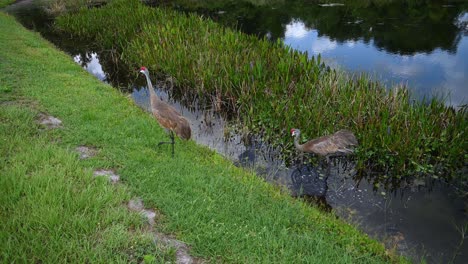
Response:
[4, 1, 467, 263]
[196, 0, 467, 106]
[163, 0, 468, 107]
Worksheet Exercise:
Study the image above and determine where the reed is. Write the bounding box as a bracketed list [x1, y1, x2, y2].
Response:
[56, 0, 467, 185]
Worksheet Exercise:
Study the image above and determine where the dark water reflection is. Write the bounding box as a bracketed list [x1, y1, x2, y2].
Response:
[164, 0, 468, 106]
[4, 1, 467, 263]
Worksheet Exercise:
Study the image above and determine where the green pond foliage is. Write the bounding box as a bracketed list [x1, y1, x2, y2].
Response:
[55, 0, 467, 186]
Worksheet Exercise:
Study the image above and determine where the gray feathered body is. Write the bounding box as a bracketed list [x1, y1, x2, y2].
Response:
[142, 67, 191, 140]
[292, 129, 358, 156]
[151, 99, 191, 140]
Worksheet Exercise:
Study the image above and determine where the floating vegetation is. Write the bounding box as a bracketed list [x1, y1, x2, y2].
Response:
[56, 0, 467, 186]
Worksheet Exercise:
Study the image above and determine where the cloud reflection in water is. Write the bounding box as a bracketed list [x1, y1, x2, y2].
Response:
[283, 20, 467, 106]
[73, 53, 107, 82]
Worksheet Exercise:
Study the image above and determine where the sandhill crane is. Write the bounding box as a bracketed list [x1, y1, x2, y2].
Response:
[291, 128, 358, 174]
[291, 128, 358, 156]
[139, 67, 191, 156]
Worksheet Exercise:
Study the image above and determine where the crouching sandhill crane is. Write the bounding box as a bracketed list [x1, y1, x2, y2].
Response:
[291, 128, 358, 173]
[291, 128, 358, 156]
[139, 67, 191, 156]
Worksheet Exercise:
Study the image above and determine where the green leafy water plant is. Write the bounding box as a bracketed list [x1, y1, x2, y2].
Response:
[56, 0, 467, 185]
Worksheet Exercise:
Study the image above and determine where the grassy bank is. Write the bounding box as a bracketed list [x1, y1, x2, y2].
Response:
[0, 106, 173, 262]
[55, 0, 467, 184]
[0, 11, 404, 263]
[0, 16, 172, 264]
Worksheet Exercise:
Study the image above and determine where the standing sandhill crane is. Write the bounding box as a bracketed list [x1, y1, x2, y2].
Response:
[139, 67, 191, 156]
[291, 128, 358, 157]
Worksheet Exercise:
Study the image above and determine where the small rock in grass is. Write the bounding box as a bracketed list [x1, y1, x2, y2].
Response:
[38, 113, 62, 129]
[128, 198, 144, 212]
[75, 146, 98, 159]
[93, 169, 120, 184]
[155, 233, 194, 264]
[142, 209, 157, 226]
[128, 198, 201, 263]
[128, 198, 158, 227]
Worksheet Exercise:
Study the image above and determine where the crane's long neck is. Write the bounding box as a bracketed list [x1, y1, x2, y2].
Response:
[294, 135, 305, 152]
[144, 73, 160, 106]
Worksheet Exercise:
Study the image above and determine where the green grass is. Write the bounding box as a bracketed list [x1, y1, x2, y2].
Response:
[55, 0, 467, 185]
[0, 0, 15, 9]
[0, 41, 173, 264]
[0, 11, 405, 263]
[0, 107, 173, 262]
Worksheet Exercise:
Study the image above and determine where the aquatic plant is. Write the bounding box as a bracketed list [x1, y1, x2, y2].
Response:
[56, 0, 467, 185]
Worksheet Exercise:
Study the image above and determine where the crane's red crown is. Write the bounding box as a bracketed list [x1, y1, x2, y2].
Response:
[140, 66, 147, 71]
[290, 128, 295, 133]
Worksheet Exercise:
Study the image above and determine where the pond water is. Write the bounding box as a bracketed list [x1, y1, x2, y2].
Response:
[166, 0, 468, 107]
[4, 1, 467, 263]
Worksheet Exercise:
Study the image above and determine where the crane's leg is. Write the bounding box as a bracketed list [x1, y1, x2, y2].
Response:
[325, 155, 331, 177]
[157, 130, 175, 157]
[170, 131, 175, 157]
[324, 155, 339, 176]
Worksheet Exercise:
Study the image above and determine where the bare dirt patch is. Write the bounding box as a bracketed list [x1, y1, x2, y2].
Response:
[75, 145, 98, 159]
[93, 169, 120, 184]
[127, 198, 205, 264]
[37, 113, 62, 129]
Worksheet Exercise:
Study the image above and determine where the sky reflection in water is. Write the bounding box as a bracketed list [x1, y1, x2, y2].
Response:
[73, 53, 107, 81]
[284, 19, 467, 106]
